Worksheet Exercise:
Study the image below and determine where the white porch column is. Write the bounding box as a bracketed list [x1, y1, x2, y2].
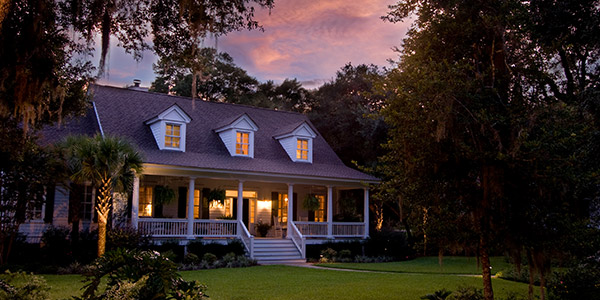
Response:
[287, 183, 294, 238]
[237, 181, 244, 221]
[187, 177, 196, 238]
[363, 187, 370, 238]
[131, 175, 140, 229]
[327, 185, 333, 238]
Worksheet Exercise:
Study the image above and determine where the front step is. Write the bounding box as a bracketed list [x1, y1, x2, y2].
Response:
[252, 238, 305, 265]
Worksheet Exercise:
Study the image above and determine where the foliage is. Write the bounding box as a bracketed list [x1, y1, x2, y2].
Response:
[76, 248, 207, 300]
[421, 289, 452, 300]
[379, 1, 600, 299]
[202, 253, 218, 266]
[59, 134, 143, 257]
[208, 188, 226, 204]
[0, 124, 58, 265]
[319, 248, 337, 263]
[447, 286, 484, 300]
[254, 220, 272, 237]
[154, 185, 176, 205]
[41, 226, 72, 266]
[302, 194, 320, 211]
[0, 271, 50, 300]
[547, 255, 600, 300]
[187, 240, 245, 259]
[310, 63, 387, 168]
[106, 226, 151, 251]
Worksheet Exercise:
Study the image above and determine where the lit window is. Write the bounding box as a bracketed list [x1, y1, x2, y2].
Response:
[296, 139, 308, 160]
[278, 193, 288, 223]
[236, 132, 249, 155]
[139, 186, 153, 217]
[194, 189, 201, 219]
[314, 195, 325, 222]
[165, 124, 181, 148]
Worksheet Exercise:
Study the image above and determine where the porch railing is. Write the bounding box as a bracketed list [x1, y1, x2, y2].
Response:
[294, 221, 366, 238]
[332, 222, 365, 237]
[288, 221, 306, 259]
[139, 219, 238, 238]
[138, 218, 188, 237]
[194, 220, 237, 237]
[237, 221, 254, 258]
[294, 221, 328, 237]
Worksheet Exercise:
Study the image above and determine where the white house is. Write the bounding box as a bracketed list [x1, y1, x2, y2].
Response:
[21, 84, 379, 264]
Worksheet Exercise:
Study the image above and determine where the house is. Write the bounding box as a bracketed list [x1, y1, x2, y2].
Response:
[20, 84, 379, 263]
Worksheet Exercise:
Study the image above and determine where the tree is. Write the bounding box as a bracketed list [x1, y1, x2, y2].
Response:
[151, 48, 259, 104]
[0, 120, 57, 264]
[381, 1, 599, 299]
[310, 64, 387, 168]
[60, 135, 143, 257]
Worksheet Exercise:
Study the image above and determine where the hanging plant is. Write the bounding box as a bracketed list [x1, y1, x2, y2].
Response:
[302, 194, 320, 211]
[154, 185, 176, 205]
[208, 188, 226, 205]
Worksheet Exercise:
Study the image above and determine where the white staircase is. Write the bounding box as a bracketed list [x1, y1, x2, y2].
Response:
[252, 238, 305, 265]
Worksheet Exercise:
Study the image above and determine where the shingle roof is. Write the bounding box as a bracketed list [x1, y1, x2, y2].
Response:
[44, 84, 378, 182]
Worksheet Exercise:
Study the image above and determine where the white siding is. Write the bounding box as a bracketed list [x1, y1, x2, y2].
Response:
[149, 122, 163, 149]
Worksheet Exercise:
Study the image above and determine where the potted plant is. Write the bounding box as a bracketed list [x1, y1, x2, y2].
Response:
[255, 220, 272, 237]
[153, 185, 175, 218]
[208, 188, 226, 205]
[302, 194, 320, 212]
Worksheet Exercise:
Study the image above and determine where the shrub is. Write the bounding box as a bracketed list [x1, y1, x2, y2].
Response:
[41, 226, 72, 265]
[447, 286, 484, 300]
[188, 240, 246, 259]
[365, 229, 413, 258]
[0, 271, 50, 300]
[421, 289, 452, 300]
[319, 248, 337, 263]
[184, 253, 200, 265]
[107, 227, 150, 251]
[306, 241, 363, 261]
[150, 240, 184, 262]
[548, 256, 600, 300]
[76, 248, 208, 300]
[202, 253, 218, 265]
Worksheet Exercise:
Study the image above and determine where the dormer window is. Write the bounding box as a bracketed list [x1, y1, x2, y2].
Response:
[165, 124, 181, 148]
[214, 114, 258, 158]
[274, 121, 317, 163]
[145, 104, 191, 152]
[236, 132, 250, 155]
[297, 139, 309, 160]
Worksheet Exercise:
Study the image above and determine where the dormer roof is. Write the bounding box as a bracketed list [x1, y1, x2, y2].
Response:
[144, 104, 191, 125]
[273, 121, 317, 140]
[214, 113, 258, 133]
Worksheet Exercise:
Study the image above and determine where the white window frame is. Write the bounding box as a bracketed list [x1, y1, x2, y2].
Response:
[235, 131, 250, 156]
[164, 123, 182, 149]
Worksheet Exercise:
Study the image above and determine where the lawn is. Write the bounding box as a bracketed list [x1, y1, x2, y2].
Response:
[42, 262, 532, 300]
[315, 256, 511, 275]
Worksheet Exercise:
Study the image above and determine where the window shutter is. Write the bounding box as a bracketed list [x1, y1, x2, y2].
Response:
[44, 184, 55, 224]
[178, 187, 187, 218]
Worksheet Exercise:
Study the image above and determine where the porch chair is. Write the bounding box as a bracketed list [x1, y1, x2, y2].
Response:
[272, 216, 284, 238]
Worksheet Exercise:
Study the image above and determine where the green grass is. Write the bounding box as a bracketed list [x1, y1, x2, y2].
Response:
[315, 256, 511, 275]
[42, 263, 531, 300]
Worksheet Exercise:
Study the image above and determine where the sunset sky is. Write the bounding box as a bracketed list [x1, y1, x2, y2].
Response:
[97, 0, 410, 89]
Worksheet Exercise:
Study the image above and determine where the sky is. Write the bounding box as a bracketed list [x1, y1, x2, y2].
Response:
[97, 0, 411, 90]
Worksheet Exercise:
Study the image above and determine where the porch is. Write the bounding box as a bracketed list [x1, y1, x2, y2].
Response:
[130, 169, 371, 261]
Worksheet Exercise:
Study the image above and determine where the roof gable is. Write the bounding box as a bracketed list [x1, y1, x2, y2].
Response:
[145, 104, 191, 125]
[214, 113, 258, 133]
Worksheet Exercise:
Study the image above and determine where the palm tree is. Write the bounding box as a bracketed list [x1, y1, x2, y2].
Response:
[60, 134, 143, 257]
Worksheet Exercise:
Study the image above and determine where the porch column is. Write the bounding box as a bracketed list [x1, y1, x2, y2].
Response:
[287, 183, 294, 238]
[327, 185, 333, 238]
[187, 177, 196, 238]
[363, 187, 370, 238]
[237, 181, 244, 221]
[131, 175, 140, 229]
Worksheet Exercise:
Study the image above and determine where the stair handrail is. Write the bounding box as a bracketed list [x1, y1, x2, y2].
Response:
[287, 221, 306, 259]
[237, 220, 254, 258]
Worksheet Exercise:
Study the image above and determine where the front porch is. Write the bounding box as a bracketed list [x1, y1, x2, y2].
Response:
[130, 169, 371, 260]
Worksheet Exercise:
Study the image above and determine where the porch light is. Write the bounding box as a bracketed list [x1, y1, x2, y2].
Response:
[284, 197, 288, 202]
[257, 200, 271, 210]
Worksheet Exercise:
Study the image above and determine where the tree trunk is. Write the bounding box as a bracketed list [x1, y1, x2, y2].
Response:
[480, 235, 494, 300]
[527, 249, 534, 300]
[96, 178, 113, 257]
[97, 218, 106, 257]
[539, 269, 546, 300]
